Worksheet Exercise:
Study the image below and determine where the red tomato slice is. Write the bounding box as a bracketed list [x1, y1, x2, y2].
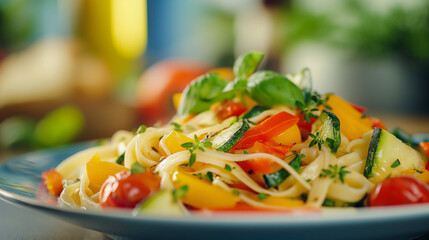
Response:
[232, 111, 299, 150]
[369, 176, 429, 207]
[296, 112, 317, 141]
[100, 170, 161, 208]
[41, 169, 63, 196]
[214, 100, 247, 121]
[236, 141, 291, 174]
[370, 117, 387, 130]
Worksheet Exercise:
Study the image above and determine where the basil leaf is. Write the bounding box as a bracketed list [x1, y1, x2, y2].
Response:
[233, 52, 264, 79]
[247, 70, 304, 107]
[178, 73, 234, 115]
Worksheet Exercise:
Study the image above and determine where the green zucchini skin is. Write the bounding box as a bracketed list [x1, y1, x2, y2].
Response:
[364, 127, 425, 183]
[212, 119, 250, 152]
[312, 110, 341, 153]
[263, 154, 302, 188]
[364, 127, 382, 178]
[242, 105, 269, 119]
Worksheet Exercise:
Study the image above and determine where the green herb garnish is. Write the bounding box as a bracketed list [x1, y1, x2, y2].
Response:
[225, 164, 232, 172]
[258, 193, 268, 200]
[131, 162, 146, 174]
[308, 132, 325, 150]
[391, 159, 401, 168]
[181, 135, 212, 166]
[205, 172, 214, 182]
[320, 165, 350, 183]
[173, 185, 188, 202]
[116, 152, 125, 165]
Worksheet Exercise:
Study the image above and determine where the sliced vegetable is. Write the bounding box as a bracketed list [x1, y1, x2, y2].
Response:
[324, 95, 372, 140]
[100, 170, 161, 208]
[86, 154, 128, 192]
[171, 170, 240, 209]
[369, 176, 429, 206]
[163, 130, 194, 154]
[134, 189, 183, 216]
[311, 110, 341, 153]
[263, 154, 303, 188]
[236, 141, 291, 174]
[41, 169, 63, 196]
[364, 128, 424, 183]
[247, 71, 304, 107]
[212, 119, 250, 152]
[232, 111, 299, 150]
[272, 124, 301, 146]
[214, 100, 247, 121]
[242, 105, 269, 119]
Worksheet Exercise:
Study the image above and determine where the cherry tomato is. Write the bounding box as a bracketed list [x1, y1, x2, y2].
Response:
[214, 100, 247, 121]
[99, 170, 161, 208]
[41, 169, 63, 196]
[137, 60, 210, 125]
[369, 176, 429, 207]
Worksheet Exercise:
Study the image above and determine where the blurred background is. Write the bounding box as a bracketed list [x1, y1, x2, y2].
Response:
[0, 0, 428, 156]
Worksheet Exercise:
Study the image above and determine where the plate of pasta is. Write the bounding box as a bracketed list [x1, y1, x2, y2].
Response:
[1, 52, 429, 240]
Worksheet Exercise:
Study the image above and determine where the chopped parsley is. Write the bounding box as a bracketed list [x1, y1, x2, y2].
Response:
[391, 159, 401, 168]
[225, 164, 232, 172]
[205, 172, 214, 182]
[258, 193, 268, 200]
[136, 125, 147, 134]
[243, 150, 249, 154]
[130, 162, 146, 174]
[173, 185, 188, 202]
[232, 189, 240, 195]
[296, 92, 331, 123]
[116, 152, 125, 165]
[171, 122, 183, 132]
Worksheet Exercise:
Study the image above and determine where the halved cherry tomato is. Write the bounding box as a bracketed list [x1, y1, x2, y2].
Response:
[232, 111, 299, 150]
[214, 100, 247, 121]
[236, 141, 291, 174]
[41, 169, 63, 196]
[370, 117, 387, 130]
[99, 170, 161, 208]
[369, 176, 429, 207]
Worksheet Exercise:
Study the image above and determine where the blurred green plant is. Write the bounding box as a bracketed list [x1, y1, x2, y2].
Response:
[282, 0, 429, 66]
[0, 0, 36, 50]
[0, 105, 84, 150]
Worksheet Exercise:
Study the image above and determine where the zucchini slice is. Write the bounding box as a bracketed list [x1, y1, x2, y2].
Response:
[133, 189, 183, 216]
[263, 154, 302, 188]
[242, 105, 268, 119]
[364, 128, 425, 183]
[211, 119, 250, 152]
[311, 110, 341, 153]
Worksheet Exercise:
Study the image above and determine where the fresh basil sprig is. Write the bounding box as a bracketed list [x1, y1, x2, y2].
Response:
[247, 71, 304, 107]
[178, 73, 234, 116]
[233, 51, 264, 79]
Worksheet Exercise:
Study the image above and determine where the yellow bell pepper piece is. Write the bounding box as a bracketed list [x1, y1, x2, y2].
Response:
[249, 193, 304, 208]
[401, 168, 429, 184]
[86, 154, 128, 192]
[272, 124, 301, 146]
[163, 130, 194, 154]
[172, 93, 182, 110]
[171, 170, 240, 209]
[325, 95, 373, 140]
